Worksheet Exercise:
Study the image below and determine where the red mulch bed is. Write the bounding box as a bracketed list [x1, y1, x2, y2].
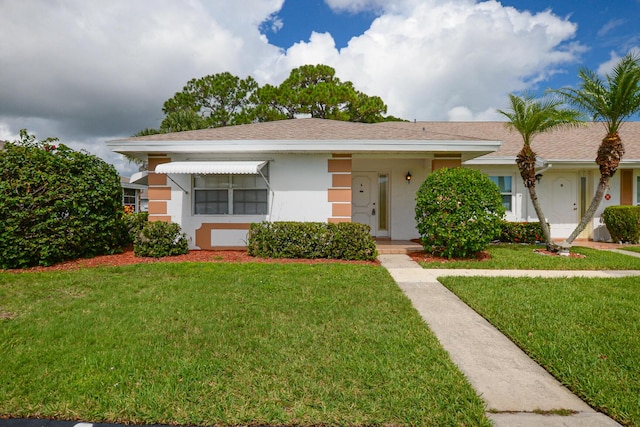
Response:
[7, 249, 378, 273]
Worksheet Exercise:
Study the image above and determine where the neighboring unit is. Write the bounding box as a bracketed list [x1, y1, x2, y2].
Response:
[107, 118, 640, 248]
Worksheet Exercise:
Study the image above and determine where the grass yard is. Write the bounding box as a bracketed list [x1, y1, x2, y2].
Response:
[416, 244, 640, 270]
[0, 263, 490, 426]
[440, 275, 640, 427]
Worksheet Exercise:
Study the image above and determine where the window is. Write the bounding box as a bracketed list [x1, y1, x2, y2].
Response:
[489, 176, 513, 211]
[123, 188, 137, 212]
[193, 166, 269, 215]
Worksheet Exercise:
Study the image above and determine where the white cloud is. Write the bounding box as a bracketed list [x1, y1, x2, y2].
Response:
[597, 47, 640, 76]
[0, 0, 583, 175]
[0, 0, 282, 136]
[290, 0, 581, 120]
[597, 18, 625, 37]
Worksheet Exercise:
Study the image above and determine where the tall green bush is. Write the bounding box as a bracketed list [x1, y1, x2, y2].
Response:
[602, 206, 640, 243]
[0, 130, 125, 269]
[415, 167, 505, 258]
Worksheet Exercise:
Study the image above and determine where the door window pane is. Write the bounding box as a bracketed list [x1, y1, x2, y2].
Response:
[378, 175, 388, 231]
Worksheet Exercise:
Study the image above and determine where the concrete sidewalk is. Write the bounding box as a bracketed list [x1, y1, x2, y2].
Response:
[379, 254, 623, 427]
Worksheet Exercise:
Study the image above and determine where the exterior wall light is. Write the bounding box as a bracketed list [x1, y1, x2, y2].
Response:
[406, 171, 412, 183]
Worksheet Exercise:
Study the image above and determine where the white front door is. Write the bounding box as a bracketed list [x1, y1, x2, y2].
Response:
[352, 172, 378, 236]
[543, 173, 578, 238]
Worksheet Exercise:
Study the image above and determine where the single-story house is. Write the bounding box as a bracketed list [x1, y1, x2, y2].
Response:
[107, 118, 640, 249]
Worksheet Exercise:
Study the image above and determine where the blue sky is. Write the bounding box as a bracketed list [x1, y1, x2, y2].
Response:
[0, 0, 639, 175]
[265, 0, 640, 91]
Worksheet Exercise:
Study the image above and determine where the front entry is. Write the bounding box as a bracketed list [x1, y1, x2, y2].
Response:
[541, 173, 578, 238]
[352, 172, 389, 237]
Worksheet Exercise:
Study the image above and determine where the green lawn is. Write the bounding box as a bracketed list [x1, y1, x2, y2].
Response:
[0, 263, 490, 426]
[417, 244, 640, 270]
[440, 275, 640, 427]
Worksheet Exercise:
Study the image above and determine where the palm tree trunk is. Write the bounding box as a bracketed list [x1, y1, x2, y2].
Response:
[527, 185, 555, 250]
[565, 133, 624, 244]
[517, 145, 555, 250]
[565, 176, 610, 244]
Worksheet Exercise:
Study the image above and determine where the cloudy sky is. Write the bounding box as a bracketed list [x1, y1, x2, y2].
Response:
[1, 0, 639, 176]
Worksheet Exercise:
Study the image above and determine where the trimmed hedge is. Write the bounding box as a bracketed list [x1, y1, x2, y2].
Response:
[602, 206, 640, 243]
[134, 221, 189, 258]
[498, 221, 547, 244]
[247, 221, 378, 261]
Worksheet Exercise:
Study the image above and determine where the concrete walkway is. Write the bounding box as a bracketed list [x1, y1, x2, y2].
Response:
[379, 254, 625, 427]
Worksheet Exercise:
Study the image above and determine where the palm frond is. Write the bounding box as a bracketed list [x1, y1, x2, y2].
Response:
[553, 52, 640, 134]
[497, 92, 583, 147]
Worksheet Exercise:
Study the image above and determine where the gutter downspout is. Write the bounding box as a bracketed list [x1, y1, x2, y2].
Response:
[535, 164, 552, 176]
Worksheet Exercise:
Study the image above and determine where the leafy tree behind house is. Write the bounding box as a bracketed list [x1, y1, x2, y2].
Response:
[162, 72, 259, 130]
[553, 52, 640, 244]
[135, 64, 402, 136]
[497, 93, 583, 251]
[0, 130, 125, 269]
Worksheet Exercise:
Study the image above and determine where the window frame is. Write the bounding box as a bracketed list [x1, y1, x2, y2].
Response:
[489, 175, 514, 212]
[122, 188, 138, 212]
[192, 165, 269, 216]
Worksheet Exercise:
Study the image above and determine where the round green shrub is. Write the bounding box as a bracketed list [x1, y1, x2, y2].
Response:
[602, 206, 640, 243]
[134, 221, 189, 258]
[0, 130, 126, 269]
[415, 167, 505, 258]
[122, 211, 149, 245]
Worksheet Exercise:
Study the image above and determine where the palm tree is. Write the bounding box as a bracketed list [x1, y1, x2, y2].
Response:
[498, 93, 583, 250]
[553, 52, 640, 244]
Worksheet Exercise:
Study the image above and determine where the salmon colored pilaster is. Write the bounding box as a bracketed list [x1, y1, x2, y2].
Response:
[149, 216, 172, 223]
[432, 159, 461, 170]
[148, 156, 170, 171]
[147, 187, 172, 200]
[328, 155, 352, 223]
[328, 217, 351, 223]
[148, 201, 167, 215]
[147, 173, 167, 186]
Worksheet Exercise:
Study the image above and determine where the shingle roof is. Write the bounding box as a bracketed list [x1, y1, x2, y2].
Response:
[378, 121, 640, 161]
[118, 118, 482, 142]
[114, 118, 640, 162]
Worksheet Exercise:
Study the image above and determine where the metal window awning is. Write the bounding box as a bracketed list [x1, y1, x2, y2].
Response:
[155, 161, 268, 175]
[129, 170, 149, 185]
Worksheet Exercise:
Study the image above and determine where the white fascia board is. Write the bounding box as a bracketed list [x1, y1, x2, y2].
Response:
[546, 159, 640, 168]
[465, 155, 548, 168]
[106, 139, 502, 155]
[464, 156, 516, 165]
